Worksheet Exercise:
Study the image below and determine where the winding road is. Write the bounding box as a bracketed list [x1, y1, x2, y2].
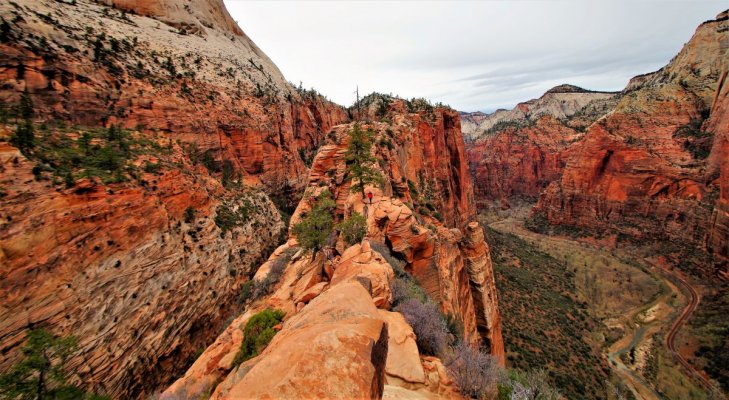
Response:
[653, 265, 722, 397]
[486, 211, 725, 399]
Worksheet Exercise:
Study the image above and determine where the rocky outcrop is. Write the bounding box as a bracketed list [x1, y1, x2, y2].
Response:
[219, 280, 389, 400]
[460, 84, 619, 141]
[328, 96, 475, 227]
[0, 0, 348, 198]
[287, 115, 501, 358]
[167, 106, 504, 398]
[536, 11, 729, 275]
[461, 222, 504, 360]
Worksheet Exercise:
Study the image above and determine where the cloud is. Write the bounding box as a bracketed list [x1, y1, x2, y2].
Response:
[225, 0, 725, 112]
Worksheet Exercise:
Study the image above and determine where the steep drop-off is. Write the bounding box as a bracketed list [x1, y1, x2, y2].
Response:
[467, 115, 583, 203]
[165, 102, 504, 399]
[0, 0, 347, 398]
[536, 11, 729, 276]
[464, 85, 619, 203]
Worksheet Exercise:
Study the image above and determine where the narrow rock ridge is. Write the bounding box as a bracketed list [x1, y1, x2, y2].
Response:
[165, 107, 504, 398]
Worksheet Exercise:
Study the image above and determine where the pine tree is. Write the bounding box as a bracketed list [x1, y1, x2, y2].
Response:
[18, 89, 33, 120]
[11, 120, 34, 155]
[292, 190, 335, 251]
[345, 123, 382, 198]
[10, 90, 35, 154]
[0, 329, 83, 400]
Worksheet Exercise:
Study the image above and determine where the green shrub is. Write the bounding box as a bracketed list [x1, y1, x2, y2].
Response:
[214, 201, 251, 234]
[10, 120, 34, 155]
[143, 161, 161, 174]
[232, 309, 285, 367]
[292, 190, 335, 251]
[337, 212, 367, 246]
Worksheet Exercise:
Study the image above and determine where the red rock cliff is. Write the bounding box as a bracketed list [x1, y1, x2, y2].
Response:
[0, 0, 346, 397]
[0, 0, 348, 199]
[466, 115, 584, 203]
[464, 84, 619, 204]
[165, 106, 504, 399]
[536, 11, 729, 276]
[0, 135, 284, 398]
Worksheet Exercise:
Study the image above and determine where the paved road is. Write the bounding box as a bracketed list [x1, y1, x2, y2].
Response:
[653, 265, 725, 398]
[487, 216, 725, 399]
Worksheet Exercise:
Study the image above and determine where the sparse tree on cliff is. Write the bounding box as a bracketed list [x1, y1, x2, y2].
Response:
[345, 123, 382, 199]
[10, 90, 35, 155]
[292, 190, 335, 251]
[0, 329, 88, 400]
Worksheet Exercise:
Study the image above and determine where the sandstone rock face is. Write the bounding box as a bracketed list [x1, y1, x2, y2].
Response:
[221, 281, 389, 400]
[168, 104, 504, 398]
[466, 115, 583, 202]
[288, 114, 503, 360]
[383, 356, 463, 400]
[536, 13, 729, 275]
[332, 242, 396, 309]
[0, 0, 347, 397]
[461, 222, 504, 364]
[378, 310, 425, 384]
[0, 138, 284, 398]
[0, 0, 348, 198]
[460, 84, 619, 142]
[706, 45, 729, 267]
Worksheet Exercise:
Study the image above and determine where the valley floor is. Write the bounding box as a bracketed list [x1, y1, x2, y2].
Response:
[480, 202, 723, 400]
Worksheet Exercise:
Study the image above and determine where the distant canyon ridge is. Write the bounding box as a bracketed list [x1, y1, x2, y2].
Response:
[463, 11, 728, 278]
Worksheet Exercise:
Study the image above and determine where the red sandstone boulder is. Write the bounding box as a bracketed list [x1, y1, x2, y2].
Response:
[220, 281, 389, 400]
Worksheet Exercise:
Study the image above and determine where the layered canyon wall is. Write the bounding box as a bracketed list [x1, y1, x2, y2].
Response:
[0, 0, 346, 397]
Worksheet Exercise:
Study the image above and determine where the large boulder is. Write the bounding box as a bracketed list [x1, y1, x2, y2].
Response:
[218, 281, 389, 399]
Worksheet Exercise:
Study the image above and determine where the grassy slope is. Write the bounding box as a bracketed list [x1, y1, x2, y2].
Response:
[486, 227, 610, 399]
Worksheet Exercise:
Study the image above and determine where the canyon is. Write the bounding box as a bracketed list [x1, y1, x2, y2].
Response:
[466, 12, 729, 278]
[463, 85, 619, 204]
[463, 9, 729, 399]
[0, 0, 502, 399]
[0, 0, 349, 397]
[165, 100, 503, 398]
[0, 0, 727, 399]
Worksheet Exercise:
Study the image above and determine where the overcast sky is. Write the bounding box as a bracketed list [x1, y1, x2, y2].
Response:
[225, 1, 725, 112]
